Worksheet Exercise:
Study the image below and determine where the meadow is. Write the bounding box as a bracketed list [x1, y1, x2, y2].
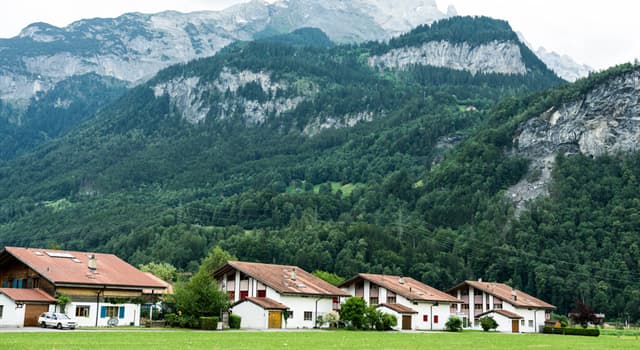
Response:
[1, 330, 638, 350]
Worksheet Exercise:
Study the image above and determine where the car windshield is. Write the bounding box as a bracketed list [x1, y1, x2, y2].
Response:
[55, 314, 70, 320]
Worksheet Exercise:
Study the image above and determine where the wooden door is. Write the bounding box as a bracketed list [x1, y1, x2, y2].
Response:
[24, 304, 48, 327]
[268, 311, 282, 329]
[512, 319, 520, 333]
[402, 315, 412, 330]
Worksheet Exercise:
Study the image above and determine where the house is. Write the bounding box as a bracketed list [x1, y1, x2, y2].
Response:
[0, 288, 56, 328]
[214, 261, 350, 329]
[339, 273, 461, 331]
[447, 279, 556, 333]
[0, 246, 170, 327]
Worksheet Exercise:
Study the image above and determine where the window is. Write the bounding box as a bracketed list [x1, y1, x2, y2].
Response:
[494, 304, 502, 309]
[101, 306, 124, 319]
[486, 304, 490, 310]
[475, 304, 483, 310]
[257, 290, 266, 297]
[0, 305, 3, 318]
[434, 315, 439, 324]
[288, 311, 294, 319]
[423, 315, 428, 322]
[239, 291, 249, 300]
[76, 306, 90, 318]
[369, 297, 379, 305]
[461, 304, 469, 310]
[461, 290, 468, 296]
[2, 279, 7, 288]
[332, 297, 340, 310]
[304, 311, 313, 321]
[387, 296, 396, 304]
[521, 319, 525, 326]
[528, 320, 534, 328]
[32, 278, 40, 289]
[227, 291, 235, 300]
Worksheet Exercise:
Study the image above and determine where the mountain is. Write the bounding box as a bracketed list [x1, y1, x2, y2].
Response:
[0, 0, 453, 160]
[534, 47, 593, 82]
[516, 32, 592, 82]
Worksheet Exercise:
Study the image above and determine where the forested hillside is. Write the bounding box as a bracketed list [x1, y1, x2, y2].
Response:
[5, 18, 639, 320]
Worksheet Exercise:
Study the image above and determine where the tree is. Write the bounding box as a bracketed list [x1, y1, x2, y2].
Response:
[139, 262, 178, 282]
[56, 294, 72, 314]
[312, 270, 345, 286]
[200, 246, 236, 273]
[570, 300, 598, 328]
[340, 297, 367, 329]
[480, 316, 498, 331]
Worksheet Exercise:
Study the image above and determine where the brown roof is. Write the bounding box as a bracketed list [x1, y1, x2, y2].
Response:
[0, 288, 56, 303]
[340, 273, 460, 303]
[234, 297, 289, 310]
[448, 280, 556, 310]
[214, 261, 349, 297]
[2, 247, 167, 289]
[477, 309, 523, 319]
[142, 272, 173, 295]
[377, 303, 418, 314]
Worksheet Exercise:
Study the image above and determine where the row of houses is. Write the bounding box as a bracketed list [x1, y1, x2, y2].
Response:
[0, 246, 556, 332]
[212, 260, 556, 332]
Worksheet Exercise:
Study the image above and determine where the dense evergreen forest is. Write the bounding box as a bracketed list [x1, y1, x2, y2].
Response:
[0, 17, 638, 321]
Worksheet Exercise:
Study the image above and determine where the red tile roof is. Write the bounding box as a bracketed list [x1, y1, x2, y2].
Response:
[0, 288, 56, 303]
[142, 272, 173, 295]
[2, 247, 167, 289]
[215, 261, 349, 297]
[341, 273, 460, 303]
[477, 309, 523, 319]
[235, 297, 289, 310]
[377, 303, 418, 314]
[448, 280, 556, 310]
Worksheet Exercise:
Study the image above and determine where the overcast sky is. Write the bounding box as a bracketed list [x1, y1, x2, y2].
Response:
[0, 0, 637, 70]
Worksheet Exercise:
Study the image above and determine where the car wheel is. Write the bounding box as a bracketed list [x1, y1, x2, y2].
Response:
[57, 323, 62, 329]
[40, 322, 46, 328]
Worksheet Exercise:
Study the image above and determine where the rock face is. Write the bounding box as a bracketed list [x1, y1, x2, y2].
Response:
[535, 47, 593, 82]
[369, 40, 527, 75]
[508, 67, 640, 211]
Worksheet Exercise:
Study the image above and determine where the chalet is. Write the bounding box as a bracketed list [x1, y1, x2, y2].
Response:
[447, 280, 556, 333]
[214, 261, 349, 329]
[0, 246, 169, 327]
[340, 273, 461, 331]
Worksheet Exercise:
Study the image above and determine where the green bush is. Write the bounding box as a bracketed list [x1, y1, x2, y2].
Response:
[445, 315, 463, 332]
[200, 316, 219, 330]
[382, 313, 398, 330]
[229, 314, 242, 329]
[543, 327, 600, 337]
[480, 316, 498, 332]
[165, 313, 178, 327]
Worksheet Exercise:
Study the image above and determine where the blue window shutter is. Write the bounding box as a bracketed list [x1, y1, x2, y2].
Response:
[100, 306, 107, 318]
[13, 280, 18, 288]
[3, 279, 7, 288]
[119, 306, 125, 318]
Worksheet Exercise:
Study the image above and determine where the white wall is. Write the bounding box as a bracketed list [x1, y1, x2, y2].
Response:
[67, 302, 141, 327]
[232, 301, 268, 329]
[502, 302, 547, 333]
[0, 294, 23, 328]
[279, 295, 334, 329]
[375, 305, 403, 331]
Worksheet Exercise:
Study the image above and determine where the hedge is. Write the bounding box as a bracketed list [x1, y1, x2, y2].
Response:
[229, 314, 241, 329]
[200, 316, 219, 330]
[543, 326, 600, 337]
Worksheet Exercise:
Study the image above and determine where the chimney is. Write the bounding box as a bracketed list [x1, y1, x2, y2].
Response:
[291, 267, 296, 281]
[399, 277, 405, 285]
[478, 278, 482, 282]
[88, 254, 97, 271]
[511, 287, 517, 301]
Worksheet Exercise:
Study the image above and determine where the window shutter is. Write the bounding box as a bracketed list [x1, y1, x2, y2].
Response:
[119, 306, 125, 318]
[100, 306, 107, 318]
[434, 315, 439, 324]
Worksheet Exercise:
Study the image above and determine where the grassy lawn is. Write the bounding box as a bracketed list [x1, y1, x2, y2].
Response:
[1, 330, 638, 350]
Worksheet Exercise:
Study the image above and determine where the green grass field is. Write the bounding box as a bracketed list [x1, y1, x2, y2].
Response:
[0, 330, 638, 350]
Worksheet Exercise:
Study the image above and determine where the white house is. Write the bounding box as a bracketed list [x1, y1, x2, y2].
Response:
[0, 288, 56, 328]
[447, 280, 556, 333]
[0, 246, 170, 328]
[214, 261, 349, 329]
[339, 273, 461, 331]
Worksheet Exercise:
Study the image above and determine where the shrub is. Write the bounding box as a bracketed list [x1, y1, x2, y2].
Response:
[324, 311, 340, 328]
[340, 297, 367, 329]
[229, 314, 242, 329]
[445, 315, 463, 332]
[164, 313, 178, 327]
[543, 326, 600, 337]
[382, 313, 398, 330]
[480, 316, 498, 331]
[200, 316, 219, 330]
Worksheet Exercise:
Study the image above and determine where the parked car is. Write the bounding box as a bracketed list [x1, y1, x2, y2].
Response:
[38, 312, 77, 329]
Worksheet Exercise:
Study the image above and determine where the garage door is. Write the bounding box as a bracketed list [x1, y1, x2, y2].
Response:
[24, 304, 49, 327]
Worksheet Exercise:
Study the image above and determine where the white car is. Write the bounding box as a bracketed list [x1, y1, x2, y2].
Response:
[38, 312, 77, 329]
